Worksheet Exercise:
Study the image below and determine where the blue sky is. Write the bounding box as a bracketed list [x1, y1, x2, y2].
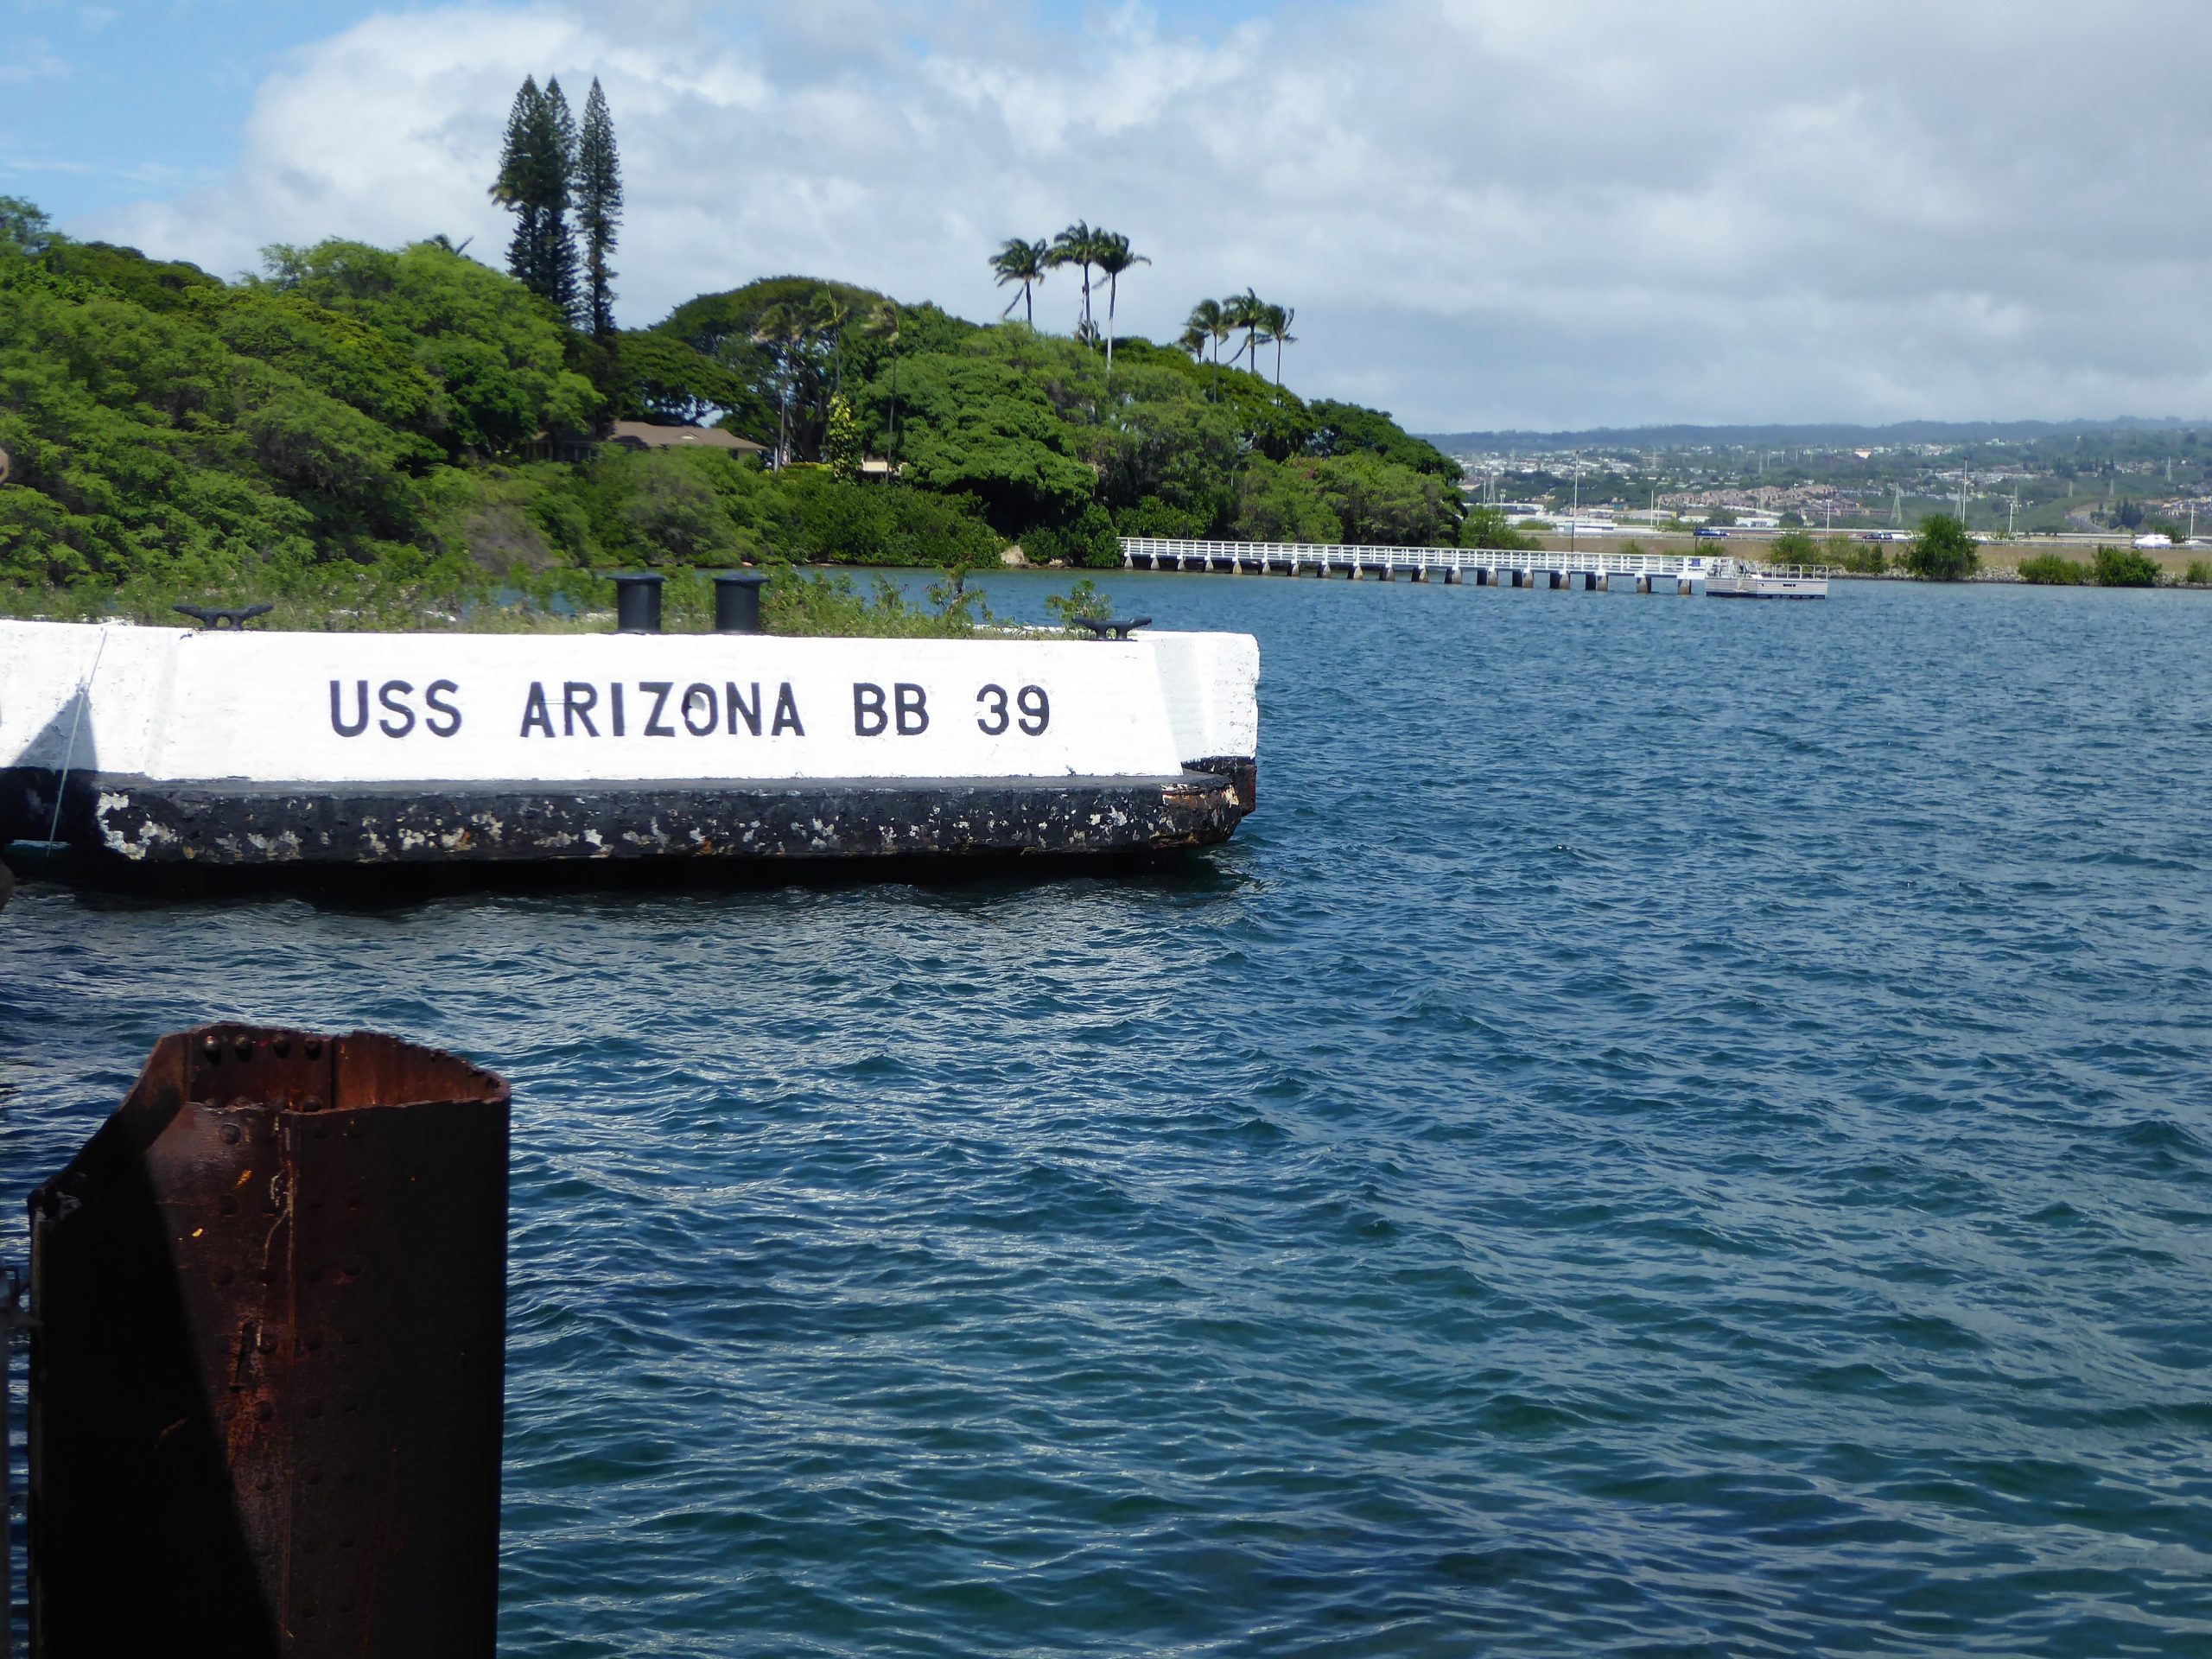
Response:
[9, 1, 2212, 429]
[3, 2, 378, 214]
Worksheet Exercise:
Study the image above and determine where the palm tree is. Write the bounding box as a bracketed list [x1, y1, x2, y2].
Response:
[749, 303, 805, 467]
[1263, 302, 1297, 386]
[1224, 288, 1267, 372]
[1091, 231, 1150, 372]
[865, 299, 903, 467]
[1045, 220, 1101, 341]
[1186, 297, 1228, 398]
[1176, 323, 1207, 362]
[989, 237, 1047, 323]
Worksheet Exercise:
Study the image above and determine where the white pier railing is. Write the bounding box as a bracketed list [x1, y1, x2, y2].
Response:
[1119, 537, 1834, 583]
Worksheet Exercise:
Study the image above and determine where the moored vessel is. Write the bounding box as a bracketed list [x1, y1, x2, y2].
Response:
[1704, 565, 1830, 600]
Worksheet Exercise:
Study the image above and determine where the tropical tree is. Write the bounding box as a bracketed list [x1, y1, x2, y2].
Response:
[1045, 221, 1101, 341]
[543, 79, 579, 319]
[491, 78, 548, 294]
[864, 298, 903, 466]
[989, 237, 1047, 324]
[490, 75, 577, 318]
[749, 303, 806, 466]
[1092, 231, 1149, 372]
[574, 78, 622, 339]
[825, 392, 861, 482]
[0, 194, 54, 256]
[1224, 288, 1268, 372]
[1176, 323, 1207, 362]
[1185, 297, 1228, 397]
[1262, 302, 1296, 386]
[1903, 512, 1980, 581]
[810, 287, 855, 396]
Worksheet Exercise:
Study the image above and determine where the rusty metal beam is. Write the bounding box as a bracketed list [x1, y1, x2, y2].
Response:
[27, 1025, 509, 1657]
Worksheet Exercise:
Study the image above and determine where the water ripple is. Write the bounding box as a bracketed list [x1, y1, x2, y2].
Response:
[6, 579, 2212, 1654]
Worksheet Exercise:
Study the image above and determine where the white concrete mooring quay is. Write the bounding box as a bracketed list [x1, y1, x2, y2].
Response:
[1119, 538, 1831, 599]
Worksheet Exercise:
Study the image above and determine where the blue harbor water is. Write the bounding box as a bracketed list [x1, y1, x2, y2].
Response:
[6, 575, 2212, 1656]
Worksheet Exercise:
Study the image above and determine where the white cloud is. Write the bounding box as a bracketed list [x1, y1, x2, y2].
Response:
[68, 0, 2212, 429]
[0, 34, 67, 83]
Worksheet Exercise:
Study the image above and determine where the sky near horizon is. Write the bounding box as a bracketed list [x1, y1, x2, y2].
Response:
[6, 0, 2211, 433]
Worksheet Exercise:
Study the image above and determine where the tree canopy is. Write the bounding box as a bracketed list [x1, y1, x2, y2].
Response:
[2, 195, 1469, 616]
[1903, 513, 1980, 581]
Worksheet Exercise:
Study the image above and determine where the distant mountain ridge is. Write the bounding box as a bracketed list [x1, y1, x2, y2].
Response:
[1418, 417, 2209, 453]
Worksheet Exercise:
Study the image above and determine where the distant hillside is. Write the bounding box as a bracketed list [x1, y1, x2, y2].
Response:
[1418, 417, 2211, 454]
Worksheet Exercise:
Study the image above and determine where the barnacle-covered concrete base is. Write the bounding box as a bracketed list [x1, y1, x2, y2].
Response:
[10, 766, 1250, 865]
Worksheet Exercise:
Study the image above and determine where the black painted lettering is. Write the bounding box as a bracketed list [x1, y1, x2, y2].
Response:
[854, 682, 887, 737]
[727, 681, 762, 736]
[610, 683, 626, 737]
[641, 681, 676, 737]
[894, 683, 928, 736]
[1017, 684, 1051, 735]
[521, 682, 553, 737]
[976, 683, 1008, 735]
[682, 683, 716, 736]
[772, 683, 804, 737]
[378, 679, 415, 739]
[330, 679, 370, 738]
[562, 682, 599, 737]
[424, 679, 462, 737]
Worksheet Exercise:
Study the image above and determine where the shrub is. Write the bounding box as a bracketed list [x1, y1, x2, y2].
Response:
[620, 449, 747, 566]
[1459, 505, 1539, 551]
[1044, 578, 1113, 631]
[1021, 502, 1119, 569]
[778, 470, 1001, 569]
[1903, 513, 1980, 582]
[1825, 535, 1881, 574]
[2091, 544, 2161, 588]
[1769, 529, 1820, 564]
[760, 562, 985, 638]
[1116, 494, 1213, 539]
[2018, 552, 2086, 585]
[2185, 559, 2212, 585]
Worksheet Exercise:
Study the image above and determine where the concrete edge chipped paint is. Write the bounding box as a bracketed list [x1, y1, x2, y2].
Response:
[0, 620, 1260, 866]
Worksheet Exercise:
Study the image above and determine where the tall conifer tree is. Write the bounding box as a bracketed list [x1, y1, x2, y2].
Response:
[490, 74, 580, 319]
[538, 78, 580, 321]
[492, 77, 549, 294]
[575, 78, 623, 338]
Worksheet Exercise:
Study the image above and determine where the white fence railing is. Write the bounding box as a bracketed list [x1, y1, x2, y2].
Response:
[1118, 537, 1841, 579]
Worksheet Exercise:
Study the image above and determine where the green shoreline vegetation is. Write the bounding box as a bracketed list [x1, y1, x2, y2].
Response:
[0, 77, 1471, 636]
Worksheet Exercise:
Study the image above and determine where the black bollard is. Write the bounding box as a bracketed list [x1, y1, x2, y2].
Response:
[712, 569, 768, 634]
[611, 571, 664, 632]
[27, 1025, 510, 1658]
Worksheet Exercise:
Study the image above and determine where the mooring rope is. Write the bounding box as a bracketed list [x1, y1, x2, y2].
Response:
[42, 625, 109, 849]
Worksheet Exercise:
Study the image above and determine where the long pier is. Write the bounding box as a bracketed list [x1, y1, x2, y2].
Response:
[1119, 537, 1832, 594]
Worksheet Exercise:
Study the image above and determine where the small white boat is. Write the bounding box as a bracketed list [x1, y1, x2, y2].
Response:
[1705, 563, 1829, 601]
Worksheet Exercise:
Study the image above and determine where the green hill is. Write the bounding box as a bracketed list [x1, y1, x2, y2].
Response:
[0, 201, 1467, 622]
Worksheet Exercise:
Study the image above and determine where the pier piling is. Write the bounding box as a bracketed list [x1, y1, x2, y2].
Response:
[27, 1026, 510, 1657]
